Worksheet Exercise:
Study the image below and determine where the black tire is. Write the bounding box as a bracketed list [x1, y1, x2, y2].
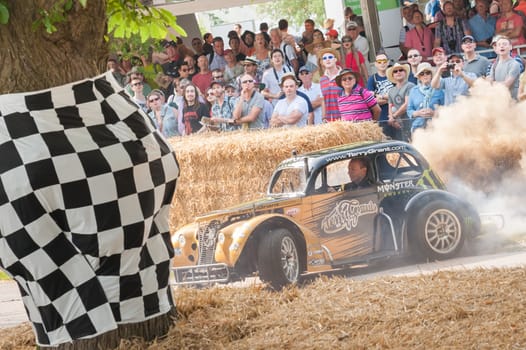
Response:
[411, 200, 465, 260]
[257, 228, 300, 290]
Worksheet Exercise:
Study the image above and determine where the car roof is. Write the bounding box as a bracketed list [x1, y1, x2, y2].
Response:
[278, 140, 418, 170]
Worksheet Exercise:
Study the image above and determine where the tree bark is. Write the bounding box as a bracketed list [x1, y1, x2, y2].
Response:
[0, 0, 108, 94]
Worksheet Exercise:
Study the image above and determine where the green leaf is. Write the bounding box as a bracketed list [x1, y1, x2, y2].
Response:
[78, 0, 87, 7]
[64, 0, 73, 11]
[0, 3, 9, 24]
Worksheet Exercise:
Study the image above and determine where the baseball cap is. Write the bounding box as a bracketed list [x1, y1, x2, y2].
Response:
[298, 65, 311, 73]
[432, 47, 445, 55]
[346, 21, 358, 29]
[461, 35, 475, 43]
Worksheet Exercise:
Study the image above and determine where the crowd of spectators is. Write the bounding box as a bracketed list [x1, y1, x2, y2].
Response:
[107, 0, 526, 141]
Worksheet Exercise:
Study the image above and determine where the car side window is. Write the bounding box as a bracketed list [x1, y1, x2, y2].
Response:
[376, 152, 422, 182]
[313, 160, 352, 193]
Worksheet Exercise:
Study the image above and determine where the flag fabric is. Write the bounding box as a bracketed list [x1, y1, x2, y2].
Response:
[0, 72, 179, 346]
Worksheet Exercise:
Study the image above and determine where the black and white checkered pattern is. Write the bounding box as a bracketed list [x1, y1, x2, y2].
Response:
[0, 72, 179, 346]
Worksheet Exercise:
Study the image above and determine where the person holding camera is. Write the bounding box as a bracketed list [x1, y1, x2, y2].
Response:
[431, 53, 476, 105]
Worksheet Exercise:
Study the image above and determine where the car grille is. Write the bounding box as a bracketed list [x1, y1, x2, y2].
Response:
[197, 220, 221, 265]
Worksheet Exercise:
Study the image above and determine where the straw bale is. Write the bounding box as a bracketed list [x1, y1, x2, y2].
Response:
[167, 122, 384, 229]
[2, 268, 525, 349]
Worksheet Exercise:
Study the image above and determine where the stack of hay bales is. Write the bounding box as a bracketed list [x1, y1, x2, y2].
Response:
[167, 122, 384, 230]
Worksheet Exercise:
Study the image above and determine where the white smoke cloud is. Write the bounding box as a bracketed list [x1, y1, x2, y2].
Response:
[412, 79, 526, 243]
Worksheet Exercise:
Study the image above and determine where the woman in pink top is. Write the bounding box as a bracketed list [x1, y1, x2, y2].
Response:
[336, 69, 381, 122]
[405, 10, 435, 60]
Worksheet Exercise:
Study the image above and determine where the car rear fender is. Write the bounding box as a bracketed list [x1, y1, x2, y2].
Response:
[405, 190, 480, 237]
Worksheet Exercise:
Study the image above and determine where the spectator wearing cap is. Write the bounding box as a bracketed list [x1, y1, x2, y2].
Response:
[262, 49, 294, 106]
[207, 37, 227, 72]
[488, 35, 521, 100]
[386, 63, 415, 141]
[344, 7, 365, 36]
[432, 47, 447, 67]
[407, 62, 444, 133]
[405, 9, 435, 60]
[346, 21, 370, 62]
[236, 57, 259, 93]
[161, 40, 181, 78]
[336, 69, 381, 122]
[467, 0, 496, 56]
[192, 54, 213, 95]
[223, 49, 244, 87]
[270, 73, 309, 128]
[319, 47, 343, 122]
[431, 53, 476, 105]
[298, 65, 323, 125]
[210, 80, 238, 131]
[433, 0, 471, 55]
[461, 35, 491, 77]
[232, 73, 267, 129]
[367, 52, 395, 137]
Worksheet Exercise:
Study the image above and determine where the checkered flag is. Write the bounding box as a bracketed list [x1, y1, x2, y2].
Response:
[0, 72, 179, 346]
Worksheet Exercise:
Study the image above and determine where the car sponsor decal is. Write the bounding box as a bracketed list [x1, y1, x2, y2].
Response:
[324, 145, 406, 163]
[416, 169, 444, 189]
[285, 207, 300, 216]
[321, 200, 378, 234]
[377, 180, 415, 193]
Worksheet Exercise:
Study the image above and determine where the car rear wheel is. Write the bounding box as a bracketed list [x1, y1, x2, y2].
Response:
[412, 200, 464, 260]
[257, 228, 299, 290]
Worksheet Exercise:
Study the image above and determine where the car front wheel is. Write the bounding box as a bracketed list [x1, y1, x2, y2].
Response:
[412, 200, 465, 260]
[257, 228, 300, 290]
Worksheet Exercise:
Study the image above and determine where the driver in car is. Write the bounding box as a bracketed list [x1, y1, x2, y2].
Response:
[343, 158, 372, 190]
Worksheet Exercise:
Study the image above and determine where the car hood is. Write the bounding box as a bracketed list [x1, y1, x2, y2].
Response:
[194, 193, 304, 222]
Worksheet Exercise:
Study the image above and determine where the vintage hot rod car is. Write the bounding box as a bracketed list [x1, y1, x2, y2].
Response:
[172, 141, 481, 289]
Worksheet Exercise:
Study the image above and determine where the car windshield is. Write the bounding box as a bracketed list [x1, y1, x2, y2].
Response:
[268, 166, 308, 195]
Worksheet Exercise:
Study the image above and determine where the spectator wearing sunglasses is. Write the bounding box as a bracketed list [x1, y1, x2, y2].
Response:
[407, 62, 444, 133]
[147, 90, 180, 137]
[431, 53, 476, 105]
[318, 47, 343, 122]
[336, 69, 381, 122]
[386, 63, 415, 142]
[232, 73, 267, 129]
[461, 35, 492, 77]
[367, 52, 395, 137]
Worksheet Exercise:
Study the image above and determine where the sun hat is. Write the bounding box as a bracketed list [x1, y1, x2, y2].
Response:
[386, 63, 410, 83]
[305, 38, 332, 54]
[415, 62, 434, 77]
[279, 72, 301, 87]
[317, 47, 340, 61]
[335, 69, 360, 87]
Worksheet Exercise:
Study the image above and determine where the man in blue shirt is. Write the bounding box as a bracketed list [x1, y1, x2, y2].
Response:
[468, 0, 496, 58]
[431, 53, 476, 105]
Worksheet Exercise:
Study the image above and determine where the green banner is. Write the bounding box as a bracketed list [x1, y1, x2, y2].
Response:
[344, 0, 399, 13]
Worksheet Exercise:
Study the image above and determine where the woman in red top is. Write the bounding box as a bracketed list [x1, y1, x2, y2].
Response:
[343, 37, 368, 86]
[405, 10, 435, 60]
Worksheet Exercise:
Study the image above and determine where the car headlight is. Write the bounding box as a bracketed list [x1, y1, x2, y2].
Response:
[178, 234, 186, 246]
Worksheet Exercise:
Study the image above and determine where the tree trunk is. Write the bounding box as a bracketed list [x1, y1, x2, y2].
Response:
[0, 0, 108, 94]
[0, 2, 178, 349]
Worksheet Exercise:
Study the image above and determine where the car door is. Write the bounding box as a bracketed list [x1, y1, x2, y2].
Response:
[303, 158, 380, 263]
